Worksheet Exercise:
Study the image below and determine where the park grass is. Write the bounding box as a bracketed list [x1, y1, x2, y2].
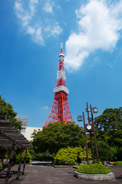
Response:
[114, 161, 122, 166]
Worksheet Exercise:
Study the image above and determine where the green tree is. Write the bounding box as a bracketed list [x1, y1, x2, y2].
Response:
[116, 147, 122, 161]
[32, 122, 85, 156]
[94, 108, 122, 147]
[109, 147, 118, 161]
[0, 95, 22, 130]
[97, 141, 110, 162]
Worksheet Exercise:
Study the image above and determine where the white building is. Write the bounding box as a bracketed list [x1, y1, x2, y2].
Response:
[24, 127, 42, 141]
[16, 116, 28, 136]
[16, 116, 42, 141]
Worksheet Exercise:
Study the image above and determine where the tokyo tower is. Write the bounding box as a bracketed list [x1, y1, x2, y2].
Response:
[43, 41, 74, 127]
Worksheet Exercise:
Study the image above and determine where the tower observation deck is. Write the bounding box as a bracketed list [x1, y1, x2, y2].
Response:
[43, 41, 74, 127]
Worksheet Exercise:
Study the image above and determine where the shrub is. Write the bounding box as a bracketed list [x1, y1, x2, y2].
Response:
[15, 150, 32, 163]
[54, 147, 78, 165]
[54, 147, 92, 165]
[114, 161, 122, 166]
[77, 164, 110, 174]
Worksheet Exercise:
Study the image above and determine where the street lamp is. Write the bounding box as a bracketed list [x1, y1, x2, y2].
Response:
[77, 102, 99, 164]
[86, 107, 91, 112]
[90, 104, 99, 163]
[93, 107, 98, 113]
[77, 115, 82, 122]
[77, 112, 89, 164]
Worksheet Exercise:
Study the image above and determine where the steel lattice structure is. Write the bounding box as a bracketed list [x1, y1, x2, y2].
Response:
[43, 41, 74, 127]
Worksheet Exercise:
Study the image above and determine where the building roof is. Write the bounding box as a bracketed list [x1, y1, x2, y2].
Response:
[0, 119, 32, 148]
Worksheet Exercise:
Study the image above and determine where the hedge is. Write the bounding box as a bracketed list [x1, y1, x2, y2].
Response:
[77, 164, 110, 174]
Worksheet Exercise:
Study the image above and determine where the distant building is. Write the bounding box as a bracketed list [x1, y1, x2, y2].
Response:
[16, 116, 42, 141]
[24, 127, 42, 141]
[16, 116, 28, 136]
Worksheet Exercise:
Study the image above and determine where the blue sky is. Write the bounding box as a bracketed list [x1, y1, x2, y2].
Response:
[0, 0, 122, 127]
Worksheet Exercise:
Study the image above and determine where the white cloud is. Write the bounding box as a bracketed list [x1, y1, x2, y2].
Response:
[29, 0, 38, 16]
[34, 27, 43, 44]
[42, 106, 49, 110]
[43, 1, 53, 13]
[51, 23, 62, 35]
[45, 23, 63, 36]
[14, 0, 62, 45]
[14, 0, 43, 44]
[65, 0, 122, 71]
[14, 0, 38, 26]
[14, 1, 23, 11]
[26, 26, 43, 44]
[26, 26, 35, 34]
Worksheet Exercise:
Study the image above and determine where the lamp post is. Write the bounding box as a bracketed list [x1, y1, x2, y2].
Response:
[77, 113, 89, 165]
[77, 102, 99, 164]
[90, 105, 99, 163]
[86, 102, 95, 163]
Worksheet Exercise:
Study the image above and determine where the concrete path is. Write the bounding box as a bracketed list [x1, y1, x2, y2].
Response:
[10, 165, 122, 184]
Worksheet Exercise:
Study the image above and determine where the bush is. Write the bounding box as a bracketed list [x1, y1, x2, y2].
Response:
[114, 161, 122, 166]
[54, 147, 79, 165]
[54, 147, 92, 165]
[15, 150, 32, 163]
[77, 164, 110, 174]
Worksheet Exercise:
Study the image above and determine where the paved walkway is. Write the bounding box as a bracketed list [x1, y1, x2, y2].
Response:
[10, 165, 122, 184]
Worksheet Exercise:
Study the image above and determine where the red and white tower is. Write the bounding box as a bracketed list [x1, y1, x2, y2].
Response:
[43, 41, 74, 127]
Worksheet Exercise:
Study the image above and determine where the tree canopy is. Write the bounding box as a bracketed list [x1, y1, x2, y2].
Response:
[94, 107, 122, 147]
[97, 141, 110, 162]
[0, 95, 22, 130]
[32, 122, 85, 154]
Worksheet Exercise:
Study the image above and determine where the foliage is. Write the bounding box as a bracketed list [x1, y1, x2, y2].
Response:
[97, 141, 110, 161]
[80, 146, 92, 161]
[77, 164, 110, 174]
[109, 147, 122, 161]
[54, 147, 80, 165]
[0, 95, 22, 130]
[116, 147, 122, 161]
[0, 148, 8, 159]
[32, 151, 55, 161]
[114, 161, 122, 166]
[109, 147, 118, 161]
[94, 108, 122, 147]
[0, 163, 2, 168]
[54, 147, 92, 165]
[14, 149, 32, 163]
[0, 148, 32, 164]
[32, 122, 84, 155]
[94, 108, 122, 146]
[94, 108, 122, 161]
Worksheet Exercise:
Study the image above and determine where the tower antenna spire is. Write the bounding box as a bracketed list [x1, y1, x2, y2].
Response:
[60, 39, 63, 53]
